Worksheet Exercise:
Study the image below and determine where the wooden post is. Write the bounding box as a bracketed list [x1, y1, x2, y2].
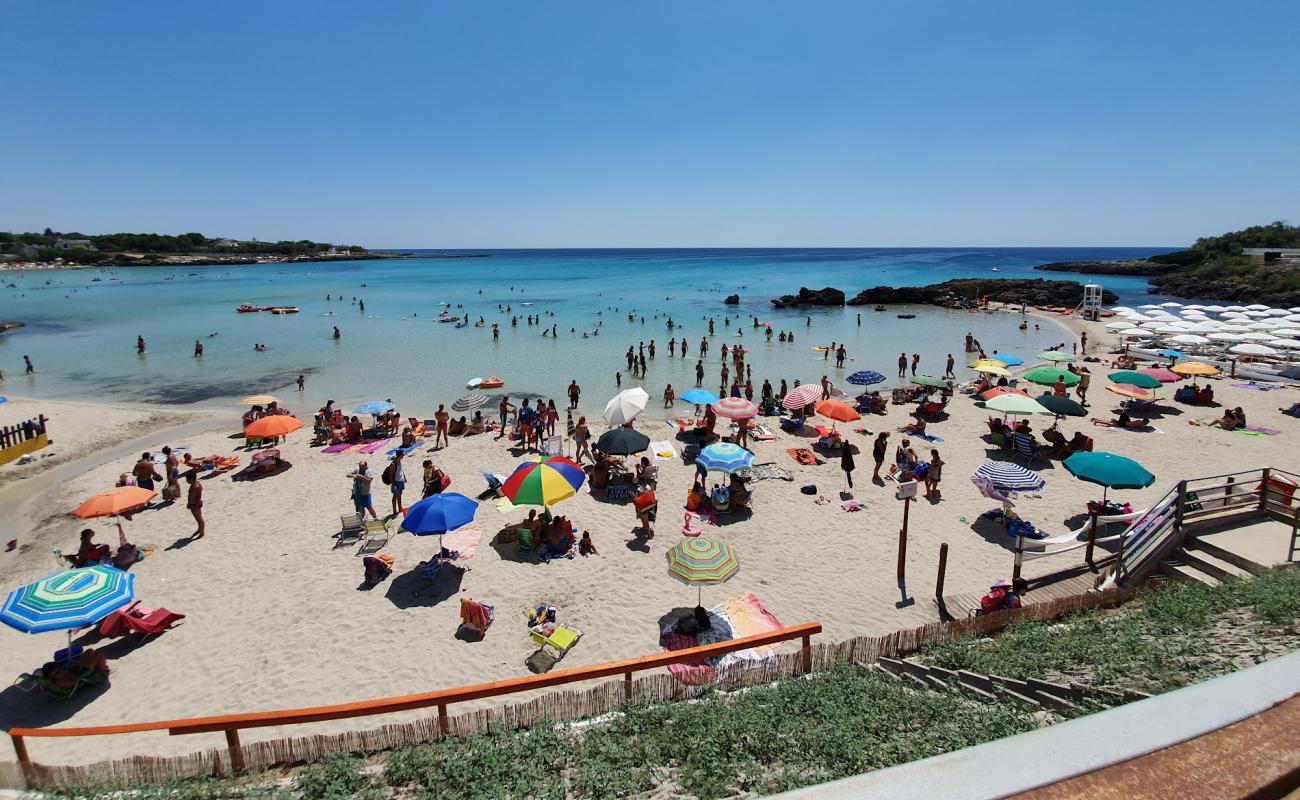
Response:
[1258, 468, 1271, 511]
[935, 543, 949, 601]
[437, 703, 449, 735]
[1012, 530, 1025, 580]
[623, 671, 633, 702]
[1174, 480, 1187, 531]
[801, 634, 812, 674]
[224, 729, 245, 773]
[1084, 512, 1098, 567]
[896, 496, 911, 580]
[11, 733, 33, 788]
[1230, 358, 1237, 378]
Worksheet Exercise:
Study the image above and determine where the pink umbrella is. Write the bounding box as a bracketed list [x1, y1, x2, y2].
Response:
[1138, 367, 1182, 383]
[782, 384, 824, 410]
[713, 397, 759, 419]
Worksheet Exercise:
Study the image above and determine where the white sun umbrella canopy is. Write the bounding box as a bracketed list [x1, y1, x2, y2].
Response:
[1219, 311, 1249, 319]
[1159, 301, 1183, 308]
[1217, 324, 1252, 333]
[1183, 304, 1206, 311]
[1246, 321, 1279, 330]
[1156, 325, 1188, 334]
[1269, 327, 1300, 337]
[1263, 308, 1290, 316]
[1287, 313, 1300, 321]
[1168, 334, 1211, 345]
[1225, 306, 1249, 312]
[1238, 332, 1278, 341]
[1138, 304, 1163, 310]
[1105, 321, 1134, 329]
[1229, 343, 1279, 356]
[1202, 305, 1227, 313]
[1243, 310, 1271, 318]
[1109, 306, 1134, 313]
[1208, 332, 1246, 342]
[1246, 304, 1270, 311]
[1120, 328, 1151, 336]
[1268, 338, 1300, 349]
[602, 387, 650, 425]
[1138, 320, 1166, 329]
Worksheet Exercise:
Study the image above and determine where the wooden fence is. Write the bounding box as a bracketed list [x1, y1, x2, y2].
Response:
[5, 587, 1134, 790]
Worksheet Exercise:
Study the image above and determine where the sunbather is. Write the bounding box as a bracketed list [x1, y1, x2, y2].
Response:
[898, 414, 927, 435]
[40, 648, 110, 690]
[1093, 411, 1150, 429]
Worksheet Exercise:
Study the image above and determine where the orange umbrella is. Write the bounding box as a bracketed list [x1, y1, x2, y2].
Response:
[1106, 383, 1155, 401]
[978, 387, 1030, 401]
[244, 416, 304, 438]
[814, 399, 861, 422]
[73, 487, 157, 519]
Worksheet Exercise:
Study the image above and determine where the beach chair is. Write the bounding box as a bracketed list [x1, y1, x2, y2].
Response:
[541, 435, 563, 457]
[516, 529, 536, 557]
[525, 625, 583, 673]
[357, 518, 390, 555]
[459, 598, 494, 638]
[99, 606, 185, 641]
[338, 513, 364, 544]
[14, 666, 106, 702]
[1013, 433, 1045, 465]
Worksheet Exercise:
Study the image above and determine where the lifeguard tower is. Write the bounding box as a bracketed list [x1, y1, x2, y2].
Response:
[1078, 283, 1103, 320]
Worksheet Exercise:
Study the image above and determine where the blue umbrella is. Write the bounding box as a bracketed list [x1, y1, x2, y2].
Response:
[1156, 349, 1186, 359]
[353, 400, 396, 415]
[990, 354, 1023, 367]
[680, 389, 720, 405]
[846, 370, 886, 386]
[400, 492, 478, 535]
[696, 442, 754, 473]
[2, 565, 135, 635]
[971, 460, 1045, 492]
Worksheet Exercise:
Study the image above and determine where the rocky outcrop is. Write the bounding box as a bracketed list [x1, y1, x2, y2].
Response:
[0, 321, 24, 333]
[847, 278, 1118, 308]
[1034, 260, 1171, 276]
[770, 286, 845, 308]
[724, 294, 740, 305]
[1148, 275, 1300, 307]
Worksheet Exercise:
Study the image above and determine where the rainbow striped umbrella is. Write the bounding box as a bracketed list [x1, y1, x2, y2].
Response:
[501, 456, 585, 507]
[666, 536, 739, 605]
[713, 397, 758, 419]
[1, 565, 135, 634]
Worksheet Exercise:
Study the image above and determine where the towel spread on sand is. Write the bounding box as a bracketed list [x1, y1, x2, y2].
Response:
[495, 497, 516, 513]
[736, 463, 793, 482]
[787, 448, 821, 466]
[439, 527, 482, 561]
[912, 431, 944, 443]
[1245, 425, 1282, 435]
[1231, 383, 1283, 391]
[386, 443, 421, 457]
[355, 438, 391, 454]
[322, 442, 354, 454]
[649, 440, 677, 460]
[751, 424, 778, 441]
[660, 592, 783, 685]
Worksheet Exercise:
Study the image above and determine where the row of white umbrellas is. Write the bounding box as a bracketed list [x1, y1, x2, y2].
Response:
[1106, 303, 1300, 357]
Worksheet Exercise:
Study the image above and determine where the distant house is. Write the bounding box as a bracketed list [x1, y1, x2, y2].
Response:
[1243, 247, 1300, 266]
[54, 238, 94, 251]
[212, 238, 240, 248]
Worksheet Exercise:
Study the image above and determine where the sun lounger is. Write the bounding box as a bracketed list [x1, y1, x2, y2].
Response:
[525, 625, 583, 673]
[1013, 433, 1045, 465]
[99, 606, 185, 640]
[14, 666, 106, 701]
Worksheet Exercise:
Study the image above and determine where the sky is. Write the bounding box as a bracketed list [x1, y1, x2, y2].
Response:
[2, 1, 1297, 248]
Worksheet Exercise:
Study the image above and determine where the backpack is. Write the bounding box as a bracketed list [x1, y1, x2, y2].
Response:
[381, 463, 394, 486]
[979, 588, 1006, 615]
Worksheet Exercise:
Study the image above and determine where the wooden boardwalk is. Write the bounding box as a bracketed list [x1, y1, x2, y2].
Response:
[937, 567, 1106, 621]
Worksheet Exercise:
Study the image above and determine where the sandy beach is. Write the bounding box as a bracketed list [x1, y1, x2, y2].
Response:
[1, 309, 1297, 767]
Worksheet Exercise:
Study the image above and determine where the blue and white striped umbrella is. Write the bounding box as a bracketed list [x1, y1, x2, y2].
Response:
[971, 460, 1045, 492]
[695, 442, 754, 473]
[846, 370, 886, 386]
[1, 566, 136, 634]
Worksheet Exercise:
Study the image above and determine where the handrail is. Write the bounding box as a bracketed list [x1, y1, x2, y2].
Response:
[9, 622, 821, 782]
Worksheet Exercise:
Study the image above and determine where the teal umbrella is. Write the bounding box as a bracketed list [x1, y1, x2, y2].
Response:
[910, 375, 947, 389]
[1036, 351, 1076, 363]
[1107, 371, 1162, 390]
[1063, 451, 1155, 502]
[1023, 367, 1080, 387]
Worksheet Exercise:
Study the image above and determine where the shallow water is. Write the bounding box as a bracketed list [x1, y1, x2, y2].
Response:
[0, 247, 1166, 412]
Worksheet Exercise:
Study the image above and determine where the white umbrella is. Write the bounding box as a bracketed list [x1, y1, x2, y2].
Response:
[1244, 310, 1270, 318]
[1217, 324, 1252, 333]
[1106, 320, 1133, 329]
[1220, 311, 1249, 319]
[1120, 328, 1151, 336]
[602, 387, 650, 425]
[1159, 301, 1183, 308]
[1246, 304, 1270, 311]
[1238, 332, 1279, 342]
[1264, 308, 1290, 316]
[1268, 338, 1300, 349]
[1179, 310, 1208, 317]
[1202, 305, 1228, 313]
[1156, 325, 1189, 334]
[1169, 334, 1210, 345]
[1230, 343, 1279, 356]
[1284, 315, 1300, 324]
[1139, 304, 1163, 310]
[1183, 304, 1206, 311]
[1208, 332, 1246, 342]
[1139, 320, 1166, 329]
[1109, 306, 1134, 313]
[1267, 327, 1300, 337]
[1225, 306, 1249, 312]
[1290, 307, 1300, 314]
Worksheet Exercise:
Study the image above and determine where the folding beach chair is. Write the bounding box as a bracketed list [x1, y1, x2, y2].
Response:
[14, 667, 106, 702]
[357, 518, 390, 555]
[1013, 433, 1046, 466]
[541, 435, 563, 457]
[516, 529, 536, 558]
[338, 513, 364, 545]
[526, 625, 583, 673]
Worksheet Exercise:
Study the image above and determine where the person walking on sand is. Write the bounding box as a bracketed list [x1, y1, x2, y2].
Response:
[434, 404, 450, 449]
[924, 449, 944, 499]
[872, 432, 889, 484]
[910, 353, 920, 377]
[186, 471, 205, 539]
[349, 460, 377, 521]
[841, 438, 855, 489]
[574, 416, 593, 463]
[1080, 331, 1088, 354]
[133, 453, 161, 492]
[897, 352, 907, 378]
[1076, 367, 1090, 403]
[568, 379, 581, 409]
[944, 354, 955, 379]
[389, 450, 406, 516]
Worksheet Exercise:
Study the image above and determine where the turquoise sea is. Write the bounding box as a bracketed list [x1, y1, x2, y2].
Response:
[0, 248, 1170, 414]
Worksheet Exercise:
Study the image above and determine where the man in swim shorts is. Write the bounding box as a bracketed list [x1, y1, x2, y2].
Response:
[349, 460, 376, 520]
[434, 404, 450, 449]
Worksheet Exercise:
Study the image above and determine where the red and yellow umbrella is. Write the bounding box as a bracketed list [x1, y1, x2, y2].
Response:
[244, 416, 304, 438]
[501, 456, 586, 507]
[73, 487, 156, 519]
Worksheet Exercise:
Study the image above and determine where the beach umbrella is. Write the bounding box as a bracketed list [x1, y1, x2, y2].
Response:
[603, 388, 650, 425]
[910, 375, 947, 389]
[501, 456, 586, 507]
[679, 388, 720, 406]
[1159, 302, 1183, 308]
[713, 397, 759, 419]
[1106, 383, 1155, 401]
[595, 427, 650, 455]
[813, 399, 861, 422]
[1208, 332, 1246, 342]
[989, 354, 1024, 366]
[1105, 321, 1133, 330]
[1023, 367, 1079, 387]
[353, 400, 395, 415]
[1120, 328, 1150, 337]
[1246, 304, 1270, 311]
[72, 487, 156, 519]
[1168, 334, 1210, 345]
[970, 364, 1011, 377]
[1171, 362, 1221, 377]
[1035, 393, 1087, 418]
[451, 394, 488, 412]
[400, 492, 478, 535]
[1064, 451, 1154, 502]
[1183, 304, 1206, 311]
[1238, 332, 1279, 342]
[782, 384, 824, 410]
[968, 359, 1010, 371]
[1155, 349, 1187, 359]
[665, 536, 739, 606]
[978, 387, 1030, 401]
[971, 460, 1046, 492]
[1229, 343, 1279, 357]
[846, 370, 886, 386]
[1246, 321, 1280, 330]
[1036, 351, 1076, 363]
[984, 394, 1051, 416]
[239, 395, 279, 406]
[1137, 368, 1182, 384]
[1268, 338, 1300, 349]
[1138, 304, 1162, 310]
[1269, 327, 1300, 337]
[696, 442, 755, 473]
[243, 415, 304, 438]
[1109, 306, 1135, 313]
[1108, 371, 1162, 389]
[1, 565, 136, 636]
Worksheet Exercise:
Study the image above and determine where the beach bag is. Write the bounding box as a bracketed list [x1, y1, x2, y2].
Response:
[381, 463, 394, 486]
[800, 485, 817, 495]
[979, 588, 1006, 615]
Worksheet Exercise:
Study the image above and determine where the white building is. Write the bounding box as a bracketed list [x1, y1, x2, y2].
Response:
[54, 238, 94, 250]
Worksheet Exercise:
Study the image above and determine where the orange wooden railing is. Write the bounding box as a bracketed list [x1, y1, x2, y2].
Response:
[9, 621, 821, 785]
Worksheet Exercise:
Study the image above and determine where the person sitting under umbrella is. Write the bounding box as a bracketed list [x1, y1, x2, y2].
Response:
[1043, 428, 1069, 458]
[729, 473, 750, 508]
[67, 529, 111, 568]
[39, 648, 110, 690]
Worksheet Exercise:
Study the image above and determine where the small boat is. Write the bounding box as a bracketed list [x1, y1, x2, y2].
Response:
[873, 305, 886, 311]
[897, 314, 916, 319]
[991, 267, 1001, 272]
[479, 377, 505, 389]
[237, 304, 271, 313]
[466, 378, 484, 389]
[270, 306, 300, 314]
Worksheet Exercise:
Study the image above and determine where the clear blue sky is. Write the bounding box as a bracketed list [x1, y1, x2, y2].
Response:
[3, 1, 1297, 248]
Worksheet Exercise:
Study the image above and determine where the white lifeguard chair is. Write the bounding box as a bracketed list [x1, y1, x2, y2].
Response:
[1079, 284, 1103, 320]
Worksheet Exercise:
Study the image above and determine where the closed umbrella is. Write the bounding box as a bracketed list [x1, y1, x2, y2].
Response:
[972, 460, 1046, 492]
[813, 399, 861, 422]
[680, 389, 720, 406]
[451, 394, 488, 412]
[595, 427, 650, 455]
[244, 415, 304, 438]
[782, 384, 824, 410]
[72, 487, 156, 519]
[1064, 451, 1154, 501]
[1108, 371, 1162, 389]
[1024, 367, 1079, 387]
[500, 456, 586, 507]
[713, 397, 759, 419]
[985, 394, 1051, 416]
[666, 536, 739, 606]
[846, 370, 886, 386]
[696, 442, 754, 473]
[603, 388, 650, 425]
[353, 400, 395, 415]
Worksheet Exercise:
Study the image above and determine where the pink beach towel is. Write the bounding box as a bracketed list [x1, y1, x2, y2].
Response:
[440, 527, 482, 561]
[322, 442, 354, 454]
[356, 438, 391, 454]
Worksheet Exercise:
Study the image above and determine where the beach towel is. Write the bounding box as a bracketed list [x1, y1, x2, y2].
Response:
[1216, 425, 1276, 437]
[1231, 383, 1283, 391]
[322, 442, 354, 454]
[495, 497, 516, 513]
[441, 527, 482, 561]
[787, 448, 821, 466]
[660, 593, 782, 684]
[356, 438, 391, 454]
[912, 431, 944, 443]
[736, 463, 793, 482]
[649, 440, 677, 461]
[751, 423, 777, 441]
[385, 443, 421, 457]
[1105, 425, 1164, 434]
[1245, 425, 1282, 435]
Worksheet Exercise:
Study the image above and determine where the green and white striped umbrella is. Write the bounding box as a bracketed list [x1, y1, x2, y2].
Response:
[1, 565, 136, 634]
[666, 537, 739, 605]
